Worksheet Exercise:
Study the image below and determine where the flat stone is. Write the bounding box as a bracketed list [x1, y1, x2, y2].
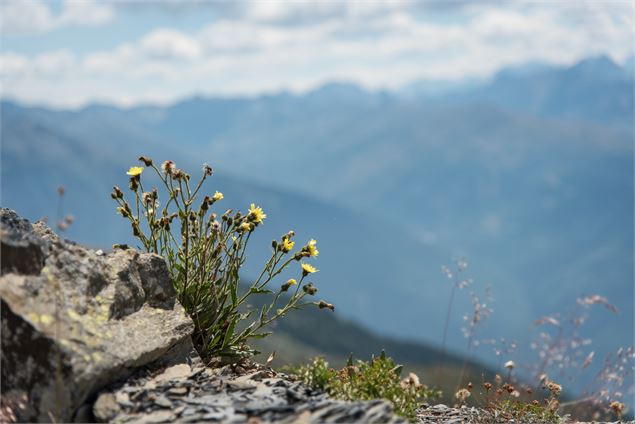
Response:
[153, 395, 172, 408]
[152, 364, 192, 384]
[134, 409, 175, 423]
[167, 387, 189, 396]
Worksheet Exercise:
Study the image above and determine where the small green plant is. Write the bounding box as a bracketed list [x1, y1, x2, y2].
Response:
[288, 352, 441, 421]
[458, 375, 564, 423]
[111, 157, 333, 359]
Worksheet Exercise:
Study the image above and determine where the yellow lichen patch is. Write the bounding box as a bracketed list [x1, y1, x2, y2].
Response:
[92, 352, 102, 362]
[67, 309, 81, 321]
[95, 304, 110, 324]
[26, 312, 53, 325]
[39, 314, 53, 325]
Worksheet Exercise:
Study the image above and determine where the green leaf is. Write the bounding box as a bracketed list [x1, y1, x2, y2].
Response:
[391, 365, 403, 377]
[250, 287, 274, 294]
[221, 319, 237, 350]
[248, 332, 272, 339]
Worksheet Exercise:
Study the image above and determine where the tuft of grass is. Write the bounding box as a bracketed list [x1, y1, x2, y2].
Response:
[487, 399, 563, 424]
[287, 352, 441, 421]
[111, 157, 332, 359]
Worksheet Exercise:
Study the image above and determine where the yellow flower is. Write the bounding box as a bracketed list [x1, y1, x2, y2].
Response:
[282, 238, 295, 252]
[248, 203, 267, 223]
[126, 166, 144, 176]
[286, 278, 297, 286]
[213, 191, 224, 201]
[306, 239, 319, 257]
[301, 263, 318, 275]
[239, 222, 251, 232]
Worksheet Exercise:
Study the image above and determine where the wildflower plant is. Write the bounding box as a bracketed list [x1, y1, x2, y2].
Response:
[288, 352, 441, 421]
[111, 157, 332, 358]
[454, 376, 564, 423]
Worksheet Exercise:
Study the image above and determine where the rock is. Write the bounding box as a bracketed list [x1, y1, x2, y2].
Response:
[152, 364, 192, 384]
[0, 208, 195, 422]
[93, 393, 120, 422]
[0, 209, 47, 275]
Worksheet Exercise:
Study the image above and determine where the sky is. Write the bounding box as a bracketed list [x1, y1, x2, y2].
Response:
[0, 0, 633, 108]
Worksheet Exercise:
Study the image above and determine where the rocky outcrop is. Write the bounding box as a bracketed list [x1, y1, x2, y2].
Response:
[0, 209, 194, 422]
[0, 208, 411, 424]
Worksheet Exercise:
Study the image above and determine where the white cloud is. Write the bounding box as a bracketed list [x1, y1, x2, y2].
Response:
[0, 0, 54, 34]
[0, 52, 29, 76]
[1, 1, 632, 107]
[0, 0, 114, 35]
[140, 29, 201, 60]
[59, 0, 114, 27]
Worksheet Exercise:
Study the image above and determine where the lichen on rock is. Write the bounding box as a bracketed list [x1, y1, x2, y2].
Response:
[0, 208, 194, 422]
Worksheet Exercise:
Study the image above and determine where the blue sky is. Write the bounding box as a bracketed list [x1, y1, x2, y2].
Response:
[1, 0, 633, 108]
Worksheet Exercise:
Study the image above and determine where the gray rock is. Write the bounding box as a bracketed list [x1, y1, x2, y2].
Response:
[0, 209, 47, 275]
[93, 392, 120, 422]
[0, 209, 194, 422]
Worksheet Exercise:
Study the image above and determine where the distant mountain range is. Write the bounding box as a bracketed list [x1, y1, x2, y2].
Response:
[2, 55, 632, 391]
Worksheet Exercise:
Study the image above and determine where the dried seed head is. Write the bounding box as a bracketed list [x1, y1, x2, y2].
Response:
[161, 160, 176, 176]
[546, 381, 562, 396]
[609, 401, 625, 419]
[173, 169, 185, 180]
[202, 163, 214, 176]
[455, 388, 471, 403]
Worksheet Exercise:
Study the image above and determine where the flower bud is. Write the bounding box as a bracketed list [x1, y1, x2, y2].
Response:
[303, 283, 318, 295]
[112, 186, 124, 199]
[129, 177, 139, 191]
[201, 196, 211, 212]
[318, 300, 334, 311]
[138, 156, 153, 166]
[281, 278, 297, 292]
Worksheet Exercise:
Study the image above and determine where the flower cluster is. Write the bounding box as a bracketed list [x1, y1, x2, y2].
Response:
[111, 156, 332, 358]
